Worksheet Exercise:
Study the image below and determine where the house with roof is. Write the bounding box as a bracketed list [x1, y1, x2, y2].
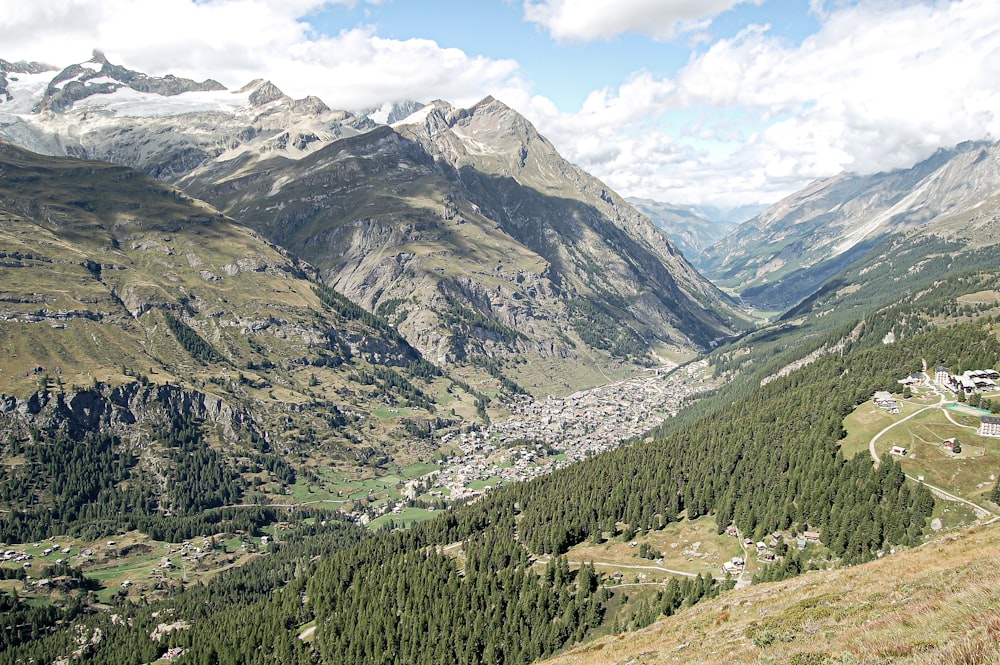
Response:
[873, 391, 897, 409]
[979, 416, 1000, 438]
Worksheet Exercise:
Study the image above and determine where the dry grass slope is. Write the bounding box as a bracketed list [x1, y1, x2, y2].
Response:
[539, 518, 1000, 665]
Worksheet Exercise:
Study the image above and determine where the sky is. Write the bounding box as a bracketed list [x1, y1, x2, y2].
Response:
[2, 0, 1000, 213]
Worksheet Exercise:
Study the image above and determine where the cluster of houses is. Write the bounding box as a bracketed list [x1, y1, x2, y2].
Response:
[935, 366, 1000, 395]
[403, 360, 714, 504]
[340, 361, 717, 524]
[721, 527, 821, 574]
[2, 549, 35, 567]
[935, 366, 1000, 437]
[2, 544, 79, 569]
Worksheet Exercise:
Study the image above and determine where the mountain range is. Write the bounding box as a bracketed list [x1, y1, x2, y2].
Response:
[0, 52, 749, 385]
[2, 51, 1000, 665]
[626, 197, 738, 268]
[700, 140, 1000, 311]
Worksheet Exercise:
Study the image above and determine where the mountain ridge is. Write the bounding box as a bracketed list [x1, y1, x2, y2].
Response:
[702, 140, 1000, 310]
[0, 54, 750, 382]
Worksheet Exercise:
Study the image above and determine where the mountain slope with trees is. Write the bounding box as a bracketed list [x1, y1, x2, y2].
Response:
[9, 264, 1000, 664]
[0, 140, 476, 534]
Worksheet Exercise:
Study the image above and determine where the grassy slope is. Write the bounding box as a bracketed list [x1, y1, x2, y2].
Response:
[539, 516, 1000, 665]
[0, 142, 472, 479]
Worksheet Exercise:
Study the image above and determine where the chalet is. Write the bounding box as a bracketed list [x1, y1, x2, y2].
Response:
[890, 445, 908, 457]
[898, 373, 924, 387]
[979, 416, 1000, 438]
[722, 561, 743, 575]
[942, 438, 956, 449]
[726, 525, 738, 537]
[873, 391, 897, 409]
[803, 531, 821, 542]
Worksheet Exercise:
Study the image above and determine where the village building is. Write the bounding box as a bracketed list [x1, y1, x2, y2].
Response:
[873, 391, 898, 411]
[942, 369, 999, 395]
[890, 445, 908, 457]
[979, 415, 1000, 438]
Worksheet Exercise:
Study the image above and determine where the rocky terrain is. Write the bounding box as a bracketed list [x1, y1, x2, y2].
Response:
[0, 53, 751, 378]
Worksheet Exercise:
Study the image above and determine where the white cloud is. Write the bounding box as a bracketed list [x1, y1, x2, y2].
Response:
[528, 0, 1000, 210]
[0, 0, 524, 111]
[522, 0, 756, 43]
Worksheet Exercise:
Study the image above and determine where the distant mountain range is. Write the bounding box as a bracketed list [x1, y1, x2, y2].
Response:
[0, 53, 749, 383]
[700, 140, 1000, 310]
[626, 197, 739, 268]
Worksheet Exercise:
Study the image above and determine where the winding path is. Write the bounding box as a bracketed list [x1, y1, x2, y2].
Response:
[868, 371, 993, 520]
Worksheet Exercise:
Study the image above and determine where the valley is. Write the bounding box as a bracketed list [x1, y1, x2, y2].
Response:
[1, 47, 1000, 665]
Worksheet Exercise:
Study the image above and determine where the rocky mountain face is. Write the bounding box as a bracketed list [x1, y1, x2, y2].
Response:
[626, 197, 737, 268]
[0, 54, 750, 382]
[701, 140, 1000, 310]
[0, 52, 375, 181]
[37, 50, 226, 113]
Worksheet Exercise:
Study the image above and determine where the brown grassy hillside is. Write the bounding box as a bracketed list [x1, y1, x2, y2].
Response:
[540, 517, 1000, 665]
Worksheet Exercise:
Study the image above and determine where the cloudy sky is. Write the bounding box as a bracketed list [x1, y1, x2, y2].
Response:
[3, 0, 999, 214]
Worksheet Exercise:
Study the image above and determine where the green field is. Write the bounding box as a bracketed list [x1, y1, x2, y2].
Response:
[369, 507, 439, 530]
[561, 515, 748, 581]
[841, 385, 1000, 509]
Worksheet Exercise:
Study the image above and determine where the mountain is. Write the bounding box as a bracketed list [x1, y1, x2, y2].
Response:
[0, 140, 471, 528]
[0, 55, 750, 390]
[627, 197, 737, 267]
[701, 140, 1000, 310]
[0, 52, 375, 180]
[695, 202, 767, 225]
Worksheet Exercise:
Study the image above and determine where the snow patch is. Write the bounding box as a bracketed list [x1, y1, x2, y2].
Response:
[368, 102, 392, 125]
[81, 76, 120, 87]
[0, 71, 52, 114]
[70, 87, 251, 117]
[391, 104, 435, 127]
